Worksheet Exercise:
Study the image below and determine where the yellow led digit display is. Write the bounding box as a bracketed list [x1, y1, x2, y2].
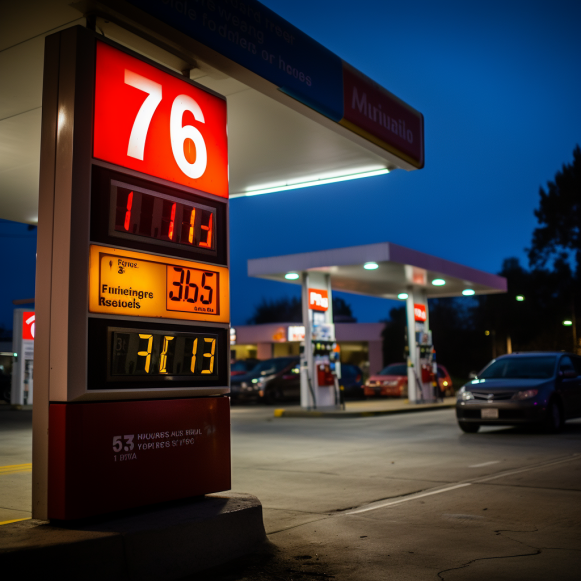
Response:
[89, 245, 229, 323]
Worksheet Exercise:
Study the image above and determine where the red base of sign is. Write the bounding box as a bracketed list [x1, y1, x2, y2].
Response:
[48, 397, 231, 520]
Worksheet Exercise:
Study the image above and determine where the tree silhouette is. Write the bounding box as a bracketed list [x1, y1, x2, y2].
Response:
[529, 145, 581, 275]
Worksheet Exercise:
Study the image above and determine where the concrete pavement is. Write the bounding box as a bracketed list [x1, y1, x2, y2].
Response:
[199, 406, 581, 580]
[2, 405, 581, 579]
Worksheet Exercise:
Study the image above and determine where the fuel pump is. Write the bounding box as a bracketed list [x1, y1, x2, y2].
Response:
[416, 329, 434, 402]
[300, 272, 342, 409]
[312, 340, 341, 407]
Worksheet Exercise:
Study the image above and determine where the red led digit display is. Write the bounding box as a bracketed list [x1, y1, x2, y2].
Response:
[94, 42, 228, 198]
[113, 183, 216, 251]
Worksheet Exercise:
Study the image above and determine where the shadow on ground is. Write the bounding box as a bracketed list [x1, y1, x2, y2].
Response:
[182, 542, 336, 581]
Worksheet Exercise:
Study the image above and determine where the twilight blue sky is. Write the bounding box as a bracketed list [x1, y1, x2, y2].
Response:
[1, 0, 580, 332]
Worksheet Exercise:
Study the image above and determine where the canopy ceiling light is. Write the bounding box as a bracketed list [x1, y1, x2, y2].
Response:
[235, 168, 389, 198]
[285, 272, 300, 280]
[363, 262, 379, 270]
[432, 279, 446, 286]
[462, 289, 475, 296]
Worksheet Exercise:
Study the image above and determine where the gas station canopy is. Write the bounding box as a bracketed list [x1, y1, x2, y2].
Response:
[0, 0, 423, 224]
[248, 242, 507, 299]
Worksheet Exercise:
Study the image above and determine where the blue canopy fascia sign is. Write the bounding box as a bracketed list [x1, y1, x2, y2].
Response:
[127, 0, 424, 169]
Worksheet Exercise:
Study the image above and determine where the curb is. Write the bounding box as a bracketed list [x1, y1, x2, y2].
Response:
[274, 403, 456, 418]
[0, 492, 266, 580]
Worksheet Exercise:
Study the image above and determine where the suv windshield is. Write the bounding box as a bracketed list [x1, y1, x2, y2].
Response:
[249, 358, 296, 377]
[379, 364, 407, 376]
[231, 361, 249, 372]
[479, 356, 557, 380]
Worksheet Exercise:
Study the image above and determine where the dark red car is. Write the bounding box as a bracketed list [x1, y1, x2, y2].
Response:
[364, 363, 453, 398]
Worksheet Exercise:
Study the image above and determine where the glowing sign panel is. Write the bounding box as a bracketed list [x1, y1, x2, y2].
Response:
[309, 288, 329, 311]
[414, 304, 427, 322]
[89, 245, 229, 323]
[94, 42, 228, 198]
[22, 312, 35, 340]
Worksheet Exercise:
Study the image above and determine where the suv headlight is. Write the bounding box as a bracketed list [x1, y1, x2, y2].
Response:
[457, 386, 474, 401]
[512, 389, 539, 400]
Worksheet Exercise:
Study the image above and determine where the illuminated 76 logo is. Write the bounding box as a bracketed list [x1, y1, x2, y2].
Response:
[125, 70, 207, 179]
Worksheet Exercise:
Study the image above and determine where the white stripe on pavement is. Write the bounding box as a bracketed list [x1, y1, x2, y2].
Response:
[474, 455, 579, 483]
[346, 483, 472, 515]
[345, 454, 580, 516]
[469, 461, 500, 468]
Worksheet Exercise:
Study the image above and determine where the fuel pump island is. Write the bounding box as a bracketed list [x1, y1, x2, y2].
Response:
[248, 243, 506, 409]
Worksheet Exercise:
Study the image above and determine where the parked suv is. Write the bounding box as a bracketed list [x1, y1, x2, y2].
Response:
[456, 352, 581, 433]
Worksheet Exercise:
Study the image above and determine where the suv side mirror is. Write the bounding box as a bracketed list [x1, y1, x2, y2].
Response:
[561, 369, 577, 379]
[468, 372, 478, 380]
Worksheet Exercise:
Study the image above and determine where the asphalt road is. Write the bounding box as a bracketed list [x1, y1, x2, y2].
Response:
[1, 405, 580, 580]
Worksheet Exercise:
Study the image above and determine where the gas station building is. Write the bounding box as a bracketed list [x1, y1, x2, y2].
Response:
[232, 321, 384, 373]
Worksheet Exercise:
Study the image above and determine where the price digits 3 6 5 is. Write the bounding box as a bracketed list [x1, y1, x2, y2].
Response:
[169, 267, 214, 304]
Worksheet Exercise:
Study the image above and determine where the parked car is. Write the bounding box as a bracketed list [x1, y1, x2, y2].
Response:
[455, 352, 581, 433]
[364, 363, 452, 398]
[339, 363, 364, 399]
[230, 358, 259, 376]
[230, 357, 300, 403]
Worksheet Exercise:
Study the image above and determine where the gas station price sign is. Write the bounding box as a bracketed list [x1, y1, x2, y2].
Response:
[35, 28, 231, 521]
[89, 245, 229, 323]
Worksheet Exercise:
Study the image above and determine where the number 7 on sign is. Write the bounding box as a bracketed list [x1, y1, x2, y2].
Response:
[124, 70, 162, 161]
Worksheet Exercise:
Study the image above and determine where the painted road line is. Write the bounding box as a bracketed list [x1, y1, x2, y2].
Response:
[474, 454, 580, 483]
[0, 517, 31, 526]
[0, 463, 32, 475]
[346, 483, 472, 515]
[469, 461, 500, 468]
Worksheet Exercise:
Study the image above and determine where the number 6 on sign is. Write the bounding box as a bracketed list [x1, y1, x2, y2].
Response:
[171, 95, 207, 179]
